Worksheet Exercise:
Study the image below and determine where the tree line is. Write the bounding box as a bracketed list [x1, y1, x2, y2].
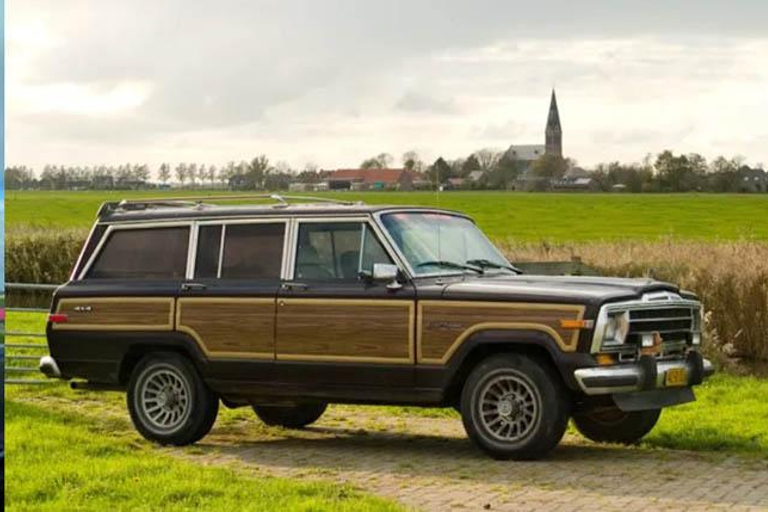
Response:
[4, 150, 766, 193]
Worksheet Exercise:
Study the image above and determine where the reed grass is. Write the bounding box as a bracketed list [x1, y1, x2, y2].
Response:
[6, 230, 767, 363]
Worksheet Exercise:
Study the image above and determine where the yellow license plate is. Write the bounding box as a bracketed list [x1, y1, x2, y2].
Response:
[665, 368, 688, 387]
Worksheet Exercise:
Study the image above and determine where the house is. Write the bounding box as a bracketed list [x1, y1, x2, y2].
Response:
[552, 177, 599, 192]
[467, 170, 485, 182]
[325, 168, 414, 191]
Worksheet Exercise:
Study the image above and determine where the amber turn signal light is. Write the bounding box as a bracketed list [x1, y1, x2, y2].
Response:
[559, 319, 594, 329]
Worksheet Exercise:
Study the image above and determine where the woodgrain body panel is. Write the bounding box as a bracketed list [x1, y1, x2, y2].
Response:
[53, 297, 174, 331]
[176, 298, 276, 359]
[276, 299, 414, 364]
[417, 301, 586, 364]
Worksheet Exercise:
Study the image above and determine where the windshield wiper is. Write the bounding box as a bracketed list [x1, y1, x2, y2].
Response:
[415, 260, 483, 274]
[466, 259, 522, 274]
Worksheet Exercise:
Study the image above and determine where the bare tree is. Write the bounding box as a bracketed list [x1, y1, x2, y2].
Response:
[158, 163, 171, 185]
[175, 163, 187, 187]
[474, 148, 502, 173]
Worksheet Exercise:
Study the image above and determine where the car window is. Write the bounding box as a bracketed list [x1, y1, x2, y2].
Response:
[87, 227, 189, 279]
[220, 223, 285, 279]
[194, 225, 222, 279]
[295, 222, 392, 280]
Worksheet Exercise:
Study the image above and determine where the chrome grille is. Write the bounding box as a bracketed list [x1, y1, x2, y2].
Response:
[591, 294, 702, 354]
[628, 307, 695, 341]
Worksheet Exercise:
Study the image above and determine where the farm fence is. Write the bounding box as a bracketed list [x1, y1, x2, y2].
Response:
[4, 282, 58, 385]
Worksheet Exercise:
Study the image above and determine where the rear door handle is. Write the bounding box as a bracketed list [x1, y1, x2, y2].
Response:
[181, 282, 207, 292]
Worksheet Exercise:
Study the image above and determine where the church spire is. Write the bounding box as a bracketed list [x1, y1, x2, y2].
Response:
[545, 89, 562, 157]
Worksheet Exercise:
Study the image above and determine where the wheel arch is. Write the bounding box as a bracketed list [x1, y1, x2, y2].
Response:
[118, 333, 209, 385]
[441, 328, 585, 406]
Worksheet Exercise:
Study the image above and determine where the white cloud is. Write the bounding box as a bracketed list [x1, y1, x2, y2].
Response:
[6, 1, 768, 172]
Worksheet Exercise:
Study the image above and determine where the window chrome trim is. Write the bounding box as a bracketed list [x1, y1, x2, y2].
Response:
[69, 221, 100, 281]
[217, 224, 226, 279]
[185, 222, 199, 279]
[287, 215, 405, 281]
[590, 295, 703, 354]
[77, 221, 194, 281]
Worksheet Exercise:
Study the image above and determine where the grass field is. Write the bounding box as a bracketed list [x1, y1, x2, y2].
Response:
[6, 190, 768, 241]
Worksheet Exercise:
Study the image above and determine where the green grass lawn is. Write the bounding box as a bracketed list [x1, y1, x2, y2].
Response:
[7, 190, 768, 241]
[4, 400, 401, 512]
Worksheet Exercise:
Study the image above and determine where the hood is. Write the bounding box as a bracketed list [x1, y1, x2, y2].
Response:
[440, 275, 680, 306]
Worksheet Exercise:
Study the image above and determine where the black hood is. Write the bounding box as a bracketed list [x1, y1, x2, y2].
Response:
[439, 275, 680, 306]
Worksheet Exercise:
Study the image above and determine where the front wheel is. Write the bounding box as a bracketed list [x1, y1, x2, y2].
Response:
[127, 352, 219, 446]
[573, 406, 660, 444]
[253, 403, 327, 429]
[460, 353, 570, 460]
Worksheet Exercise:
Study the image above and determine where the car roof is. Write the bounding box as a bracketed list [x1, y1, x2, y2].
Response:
[97, 198, 469, 224]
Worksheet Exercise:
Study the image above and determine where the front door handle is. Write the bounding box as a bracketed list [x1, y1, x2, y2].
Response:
[280, 282, 309, 291]
[181, 282, 207, 292]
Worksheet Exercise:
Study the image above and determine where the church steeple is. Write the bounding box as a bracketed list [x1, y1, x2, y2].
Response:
[545, 89, 562, 157]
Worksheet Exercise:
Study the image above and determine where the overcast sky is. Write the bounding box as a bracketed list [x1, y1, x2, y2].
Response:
[7, 0, 768, 173]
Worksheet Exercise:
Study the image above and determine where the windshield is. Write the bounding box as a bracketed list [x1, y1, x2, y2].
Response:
[380, 212, 515, 276]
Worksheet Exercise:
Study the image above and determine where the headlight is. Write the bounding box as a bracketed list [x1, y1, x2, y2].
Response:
[602, 311, 630, 346]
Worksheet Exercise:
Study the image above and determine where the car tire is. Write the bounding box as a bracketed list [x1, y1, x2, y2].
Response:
[460, 353, 570, 460]
[127, 352, 219, 446]
[253, 403, 328, 429]
[573, 406, 660, 444]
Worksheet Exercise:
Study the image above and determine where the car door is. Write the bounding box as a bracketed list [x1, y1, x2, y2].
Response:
[275, 217, 416, 391]
[175, 219, 289, 385]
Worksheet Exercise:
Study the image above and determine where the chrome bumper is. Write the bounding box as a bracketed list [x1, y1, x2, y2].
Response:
[574, 352, 714, 395]
[39, 355, 62, 378]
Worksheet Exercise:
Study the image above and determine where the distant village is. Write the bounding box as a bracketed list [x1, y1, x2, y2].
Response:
[5, 90, 767, 193]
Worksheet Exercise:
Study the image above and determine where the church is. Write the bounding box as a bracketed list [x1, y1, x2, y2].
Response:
[505, 89, 562, 172]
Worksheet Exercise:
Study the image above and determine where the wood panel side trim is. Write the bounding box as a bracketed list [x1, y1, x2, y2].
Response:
[176, 297, 275, 360]
[53, 297, 175, 331]
[276, 298, 415, 364]
[416, 300, 586, 364]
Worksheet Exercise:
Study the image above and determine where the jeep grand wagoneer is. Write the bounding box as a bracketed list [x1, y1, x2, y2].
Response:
[41, 195, 714, 459]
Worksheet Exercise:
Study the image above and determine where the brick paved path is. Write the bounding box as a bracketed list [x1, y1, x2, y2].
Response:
[183, 406, 768, 512]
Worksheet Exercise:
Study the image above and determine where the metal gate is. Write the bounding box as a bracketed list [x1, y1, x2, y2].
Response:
[4, 283, 58, 384]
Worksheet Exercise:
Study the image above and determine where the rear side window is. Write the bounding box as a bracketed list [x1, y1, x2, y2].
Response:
[193, 222, 285, 279]
[87, 227, 189, 279]
[221, 223, 285, 279]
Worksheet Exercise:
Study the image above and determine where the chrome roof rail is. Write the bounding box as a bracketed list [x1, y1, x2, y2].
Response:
[97, 194, 362, 217]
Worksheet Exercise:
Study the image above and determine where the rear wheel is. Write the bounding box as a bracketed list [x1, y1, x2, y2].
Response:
[460, 353, 570, 460]
[253, 403, 327, 429]
[127, 352, 219, 446]
[573, 406, 660, 444]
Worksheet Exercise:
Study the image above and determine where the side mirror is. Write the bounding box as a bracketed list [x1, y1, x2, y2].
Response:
[372, 263, 399, 282]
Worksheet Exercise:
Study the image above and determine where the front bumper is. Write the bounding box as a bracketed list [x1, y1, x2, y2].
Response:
[574, 351, 714, 396]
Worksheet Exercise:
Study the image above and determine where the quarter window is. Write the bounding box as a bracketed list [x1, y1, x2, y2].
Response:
[194, 225, 222, 279]
[295, 222, 393, 280]
[87, 227, 190, 279]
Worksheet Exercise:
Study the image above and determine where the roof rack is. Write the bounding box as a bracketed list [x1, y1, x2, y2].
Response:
[97, 194, 362, 217]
